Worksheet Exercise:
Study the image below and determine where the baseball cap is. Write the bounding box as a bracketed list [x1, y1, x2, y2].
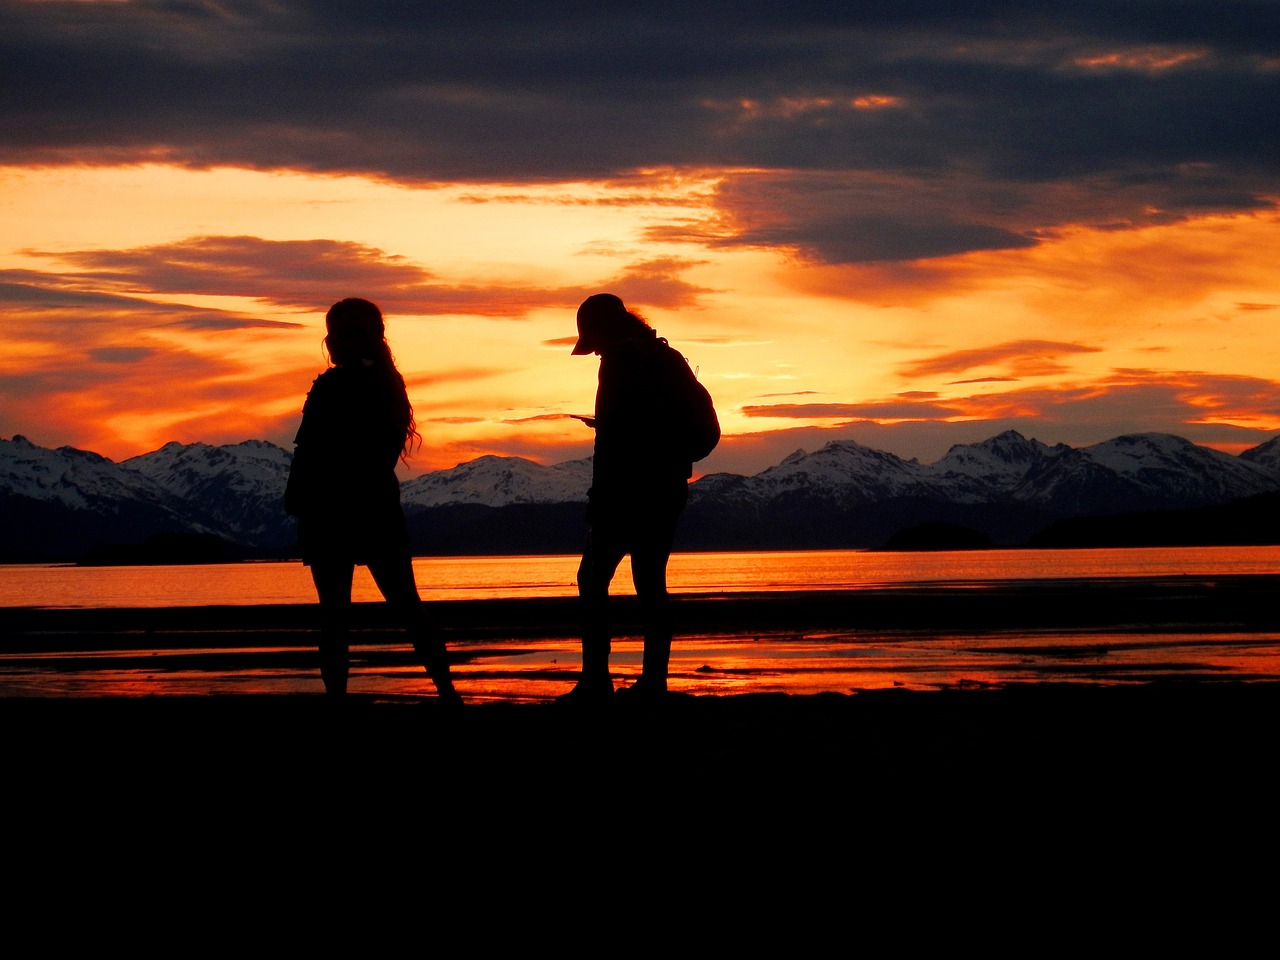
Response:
[571, 293, 625, 355]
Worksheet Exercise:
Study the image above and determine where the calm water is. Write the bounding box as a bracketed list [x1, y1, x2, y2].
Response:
[3, 545, 1280, 609]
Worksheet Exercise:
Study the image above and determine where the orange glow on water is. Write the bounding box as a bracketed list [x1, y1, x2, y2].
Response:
[7, 546, 1280, 609]
[4, 547, 1279, 700]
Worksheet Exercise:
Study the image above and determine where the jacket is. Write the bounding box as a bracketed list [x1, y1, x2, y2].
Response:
[589, 329, 694, 508]
[284, 364, 410, 564]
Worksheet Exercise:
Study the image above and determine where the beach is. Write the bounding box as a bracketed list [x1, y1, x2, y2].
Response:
[5, 575, 1280, 695]
[6, 577, 1279, 810]
[7, 585, 1279, 902]
[9, 677, 1278, 893]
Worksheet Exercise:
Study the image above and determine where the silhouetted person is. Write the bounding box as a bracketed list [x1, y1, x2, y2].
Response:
[559, 293, 695, 703]
[284, 297, 459, 704]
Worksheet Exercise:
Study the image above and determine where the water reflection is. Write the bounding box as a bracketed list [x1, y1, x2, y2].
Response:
[6, 628, 1280, 701]
[5, 545, 1280, 609]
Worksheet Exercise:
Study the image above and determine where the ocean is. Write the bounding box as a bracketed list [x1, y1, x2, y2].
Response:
[4, 545, 1280, 609]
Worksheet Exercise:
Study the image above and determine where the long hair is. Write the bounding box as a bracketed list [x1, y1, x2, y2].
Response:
[324, 297, 421, 456]
[617, 306, 653, 339]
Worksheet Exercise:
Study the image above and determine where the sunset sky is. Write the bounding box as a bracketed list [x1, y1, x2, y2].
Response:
[3, 1, 1278, 479]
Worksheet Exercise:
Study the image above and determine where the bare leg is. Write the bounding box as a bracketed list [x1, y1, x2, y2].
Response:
[368, 555, 460, 703]
[309, 562, 355, 697]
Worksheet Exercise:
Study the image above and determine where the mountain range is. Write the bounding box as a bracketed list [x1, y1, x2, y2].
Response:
[3, 430, 1279, 563]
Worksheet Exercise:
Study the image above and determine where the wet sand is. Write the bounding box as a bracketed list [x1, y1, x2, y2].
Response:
[5, 577, 1279, 805]
[7, 587, 1279, 891]
[5, 575, 1280, 696]
[9, 686, 1266, 919]
[8, 678, 1278, 880]
[6, 578, 1275, 908]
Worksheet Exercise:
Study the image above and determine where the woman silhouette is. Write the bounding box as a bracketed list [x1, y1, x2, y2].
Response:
[284, 297, 459, 703]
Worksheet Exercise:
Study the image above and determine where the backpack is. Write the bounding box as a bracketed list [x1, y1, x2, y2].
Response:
[657, 337, 720, 463]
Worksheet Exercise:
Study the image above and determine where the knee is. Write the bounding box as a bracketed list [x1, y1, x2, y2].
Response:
[577, 580, 608, 602]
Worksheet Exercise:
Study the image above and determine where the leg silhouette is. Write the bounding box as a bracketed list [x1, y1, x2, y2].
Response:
[624, 495, 681, 697]
[368, 556, 461, 704]
[562, 530, 627, 702]
[309, 562, 355, 697]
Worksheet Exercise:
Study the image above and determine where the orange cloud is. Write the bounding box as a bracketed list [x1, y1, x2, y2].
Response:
[1069, 47, 1208, 73]
[898, 341, 1100, 378]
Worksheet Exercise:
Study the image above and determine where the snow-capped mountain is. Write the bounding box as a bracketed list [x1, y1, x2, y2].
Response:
[400, 454, 593, 508]
[754, 441, 944, 502]
[1009, 433, 1279, 512]
[2, 435, 185, 511]
[0, 435, 220, 562]
[3, 429, 1279, 562]
[682, 430, 1280, 547]
[693, 430, 1073, 510]
[1240, 435, 1280, 474]
[933, 431, 1072, 491]
[695, 431, 1277, 511]
[121, 440, 295, 547]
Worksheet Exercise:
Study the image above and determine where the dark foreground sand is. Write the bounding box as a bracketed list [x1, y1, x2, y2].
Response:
[8, 680, 1279, 893]
[8, 690, 1278, 909]
[8, 679, 1278, 786]
[8, 688, 1270, 929]
[7, 578, 1280, 851]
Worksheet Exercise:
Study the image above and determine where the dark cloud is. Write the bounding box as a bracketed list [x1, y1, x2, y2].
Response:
[174, 315, 305, 331]
[16, 237, 591, 318]
[3, 2, 1275, 262]
[0, 270, 299, 335]
[747, 215, 1036, 264]
[599, 258, 716, 308]
[0, 277, 162, 308]
[32, 236, 433, 306]
[87, 347, 154, 364]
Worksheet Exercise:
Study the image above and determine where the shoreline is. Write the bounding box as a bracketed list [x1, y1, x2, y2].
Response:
[4, 576, 1280, 699]
[8, 573, 1280, 644]
[9, 577, 1280, 828]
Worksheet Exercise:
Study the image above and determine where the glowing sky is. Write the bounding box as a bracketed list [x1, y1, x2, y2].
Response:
[2, 1, 1278, 478]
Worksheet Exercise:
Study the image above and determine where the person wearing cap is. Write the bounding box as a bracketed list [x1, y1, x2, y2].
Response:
[284, 297, 460, 704]
[560, 293, 694, 703]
